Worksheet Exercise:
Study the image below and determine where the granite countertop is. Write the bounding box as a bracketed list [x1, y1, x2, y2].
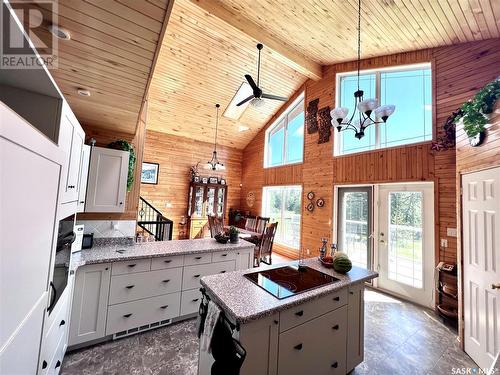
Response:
[200, 258, 378, 324]
[70, 238, 255, 270]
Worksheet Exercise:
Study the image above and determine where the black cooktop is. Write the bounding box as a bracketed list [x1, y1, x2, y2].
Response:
[243, 265, 339, 299]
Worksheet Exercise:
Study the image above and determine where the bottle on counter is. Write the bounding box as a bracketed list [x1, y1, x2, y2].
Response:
[330, 243, 337, 257]
[319, 238, 328, 259]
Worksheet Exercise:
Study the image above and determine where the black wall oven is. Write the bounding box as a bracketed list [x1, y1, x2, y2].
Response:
[48, 214, 74, 314]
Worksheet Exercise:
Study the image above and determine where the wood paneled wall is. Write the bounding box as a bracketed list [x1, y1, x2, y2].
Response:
[140, 130, 243, 240]
[240, 39, 500, 265]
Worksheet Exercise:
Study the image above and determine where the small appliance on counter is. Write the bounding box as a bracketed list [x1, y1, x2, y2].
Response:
[82, 233, 94, 249]
[72, 224, 84, 253]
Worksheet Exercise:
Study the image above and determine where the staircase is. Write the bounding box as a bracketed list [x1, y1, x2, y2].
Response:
[137, 197, 173, 241]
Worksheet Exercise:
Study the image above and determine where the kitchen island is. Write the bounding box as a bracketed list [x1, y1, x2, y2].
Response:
[68, 238, 254, 348]
[199, 258, 378, 375]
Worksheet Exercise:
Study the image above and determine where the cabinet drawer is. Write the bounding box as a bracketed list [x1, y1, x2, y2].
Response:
[184, 253, 211, 266]
[279, 289, 347, 333]
[182, 261, 236, 291]
[109, 268, 182, 305]
[180, 289, 202, 316]
[151, 255, 184, 270]
[212, 251, 237, 263]
[278, 306, 347, 375]
[47, 330, 66, 375]
[106, 293, 181, 335]
[112, 258, 151, 275]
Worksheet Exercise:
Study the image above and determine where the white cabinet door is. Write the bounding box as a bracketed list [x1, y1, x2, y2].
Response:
[85, 147, 129, 213]
[69, 263, 111, 346]
[58, 102, 85, 205]
[236, 249, 253, 270]
[77, 144, 91, 212]
[347, 283, 364, 372]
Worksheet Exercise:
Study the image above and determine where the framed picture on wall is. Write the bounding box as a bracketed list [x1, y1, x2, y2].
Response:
[141, 162, 159, 184]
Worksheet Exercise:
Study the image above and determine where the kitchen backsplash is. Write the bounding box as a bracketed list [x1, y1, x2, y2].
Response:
[76, 220, 136, 238]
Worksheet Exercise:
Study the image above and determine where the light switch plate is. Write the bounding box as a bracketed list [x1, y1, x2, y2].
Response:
[447, 228, 457, 237]
[440, 239, 448, 248]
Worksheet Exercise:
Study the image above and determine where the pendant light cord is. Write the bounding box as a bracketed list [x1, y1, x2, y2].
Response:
[214, 104, 220, 153]
[357, 0, 361, 91]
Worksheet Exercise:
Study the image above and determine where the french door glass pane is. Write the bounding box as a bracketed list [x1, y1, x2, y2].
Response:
[341, 192, 369, 268]
[194, 186, 204, 216]
[388, 191, 424, 288]
[217, 188, 225, 217]
[207, 188, 216, 216]
[339, 74, 376, 155]
[268, 122, 285, 166]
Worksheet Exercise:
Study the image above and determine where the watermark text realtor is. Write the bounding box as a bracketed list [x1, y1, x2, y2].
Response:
[1, 0, 59, 69]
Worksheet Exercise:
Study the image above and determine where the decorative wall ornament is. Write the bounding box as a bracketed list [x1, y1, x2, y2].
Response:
[307, 191, 315, 200]
[306, 202, 315, 212]
[316, 198, 325, 208]
[306, 98, 319, 134]
[246, 191, 256, 208]
[317, 106, 332, 144]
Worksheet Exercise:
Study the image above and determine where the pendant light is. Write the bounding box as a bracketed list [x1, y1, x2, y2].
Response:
[330, 0, 395, 139]
[204, 104, 226, 171]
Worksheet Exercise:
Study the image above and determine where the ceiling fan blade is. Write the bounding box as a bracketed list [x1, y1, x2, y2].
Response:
[245, 74, 259, 91]
[262, 93, 288, 102]
[236, 95, 254, 107]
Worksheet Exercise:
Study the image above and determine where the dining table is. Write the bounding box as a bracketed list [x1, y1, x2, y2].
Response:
[224, 226, 262, 244]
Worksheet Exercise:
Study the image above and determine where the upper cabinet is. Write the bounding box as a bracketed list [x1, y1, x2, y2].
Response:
[85, 147, 129, 213]
[77, 145, 91, 213]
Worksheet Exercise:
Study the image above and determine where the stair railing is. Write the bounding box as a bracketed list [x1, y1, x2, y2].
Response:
[137, 197, 173, 241]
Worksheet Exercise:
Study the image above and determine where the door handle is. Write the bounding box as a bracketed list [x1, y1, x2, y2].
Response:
[492, 283, 500, 290]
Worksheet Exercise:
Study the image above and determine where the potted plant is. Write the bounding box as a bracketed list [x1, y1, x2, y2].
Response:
[228, 226, 239, 244]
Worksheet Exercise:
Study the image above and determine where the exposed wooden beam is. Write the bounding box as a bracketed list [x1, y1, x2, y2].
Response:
[189, 0, 322, 80]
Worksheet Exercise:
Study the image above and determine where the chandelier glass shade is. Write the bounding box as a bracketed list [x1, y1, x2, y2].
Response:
[331, 0, 395, 139]
[204, 104, 226, 171]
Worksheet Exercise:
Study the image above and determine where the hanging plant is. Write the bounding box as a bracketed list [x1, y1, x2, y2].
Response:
[108, 140, 136, 192]
[459, 79, 500, 139]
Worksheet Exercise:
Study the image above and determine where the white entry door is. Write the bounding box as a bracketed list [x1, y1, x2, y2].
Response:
[377, 183, 435, 308]
[462, 167, 500, 370]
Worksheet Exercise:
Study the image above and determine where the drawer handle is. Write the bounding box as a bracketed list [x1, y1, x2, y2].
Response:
[128, 264, 137, 268]
[294, 343, 303, 350]
[160, 305, 169, 309]
[59, 320, 66, 327]
[42, 360, 47, 369]
[220, 270, 226, 274]
[221, 254, 227, 257]
[274, 320, 279, 325]
[125, 285, 135, 289]
[123, 313, 133, 318]
[333, 296, 340, 301]
[164, 259, 172, 263]
[193, 274, 201, 278]
[332, 324, 339, 330]
[195, 256, 202, 260]
[162, 279, 170, 283]
[331, 362, 338, 368]
[55, 360, 61, 369]
[295, 310, 304, 317]
[349, 291, 354, 295]
[192, 298, 200, 302]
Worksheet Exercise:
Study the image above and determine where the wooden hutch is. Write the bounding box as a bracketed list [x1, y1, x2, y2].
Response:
[187, 181, 227, 239]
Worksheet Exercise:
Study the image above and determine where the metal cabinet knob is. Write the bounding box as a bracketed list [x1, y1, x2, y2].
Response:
[123, 313, 132, 318]
[332, 324, 339, 330]
[194, 274, 200, 278]
[295, 310, 304, 317]
[59, 320, 66, 327]
[160, 305, 168, 309]
[128, 264, 136, 268]
[42, 361, 47, 369]
[333, 296, 340, 301]
[331, 362, 338, 368]
[125, 285, 135, 289]
[162, 279, 170, 283]
[492, 283, 500, 290]
[55, 360, 61, 369]
[294, 343, 303, 350]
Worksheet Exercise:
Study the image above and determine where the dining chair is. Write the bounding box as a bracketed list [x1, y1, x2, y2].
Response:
[208, 216, 224, 238]
[255, 222, 278, 266]
[255, 216, 270, 236]
[245, 216, 257, 232]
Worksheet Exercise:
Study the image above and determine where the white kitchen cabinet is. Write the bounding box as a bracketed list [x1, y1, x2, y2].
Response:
[236, 248, 253, 270]
[347, 283, 365, 372]
[59, 102, 85, 206]
[76, 144, 91, 212]
[68, 263, 111, 346]
[85, 146, 129, 213]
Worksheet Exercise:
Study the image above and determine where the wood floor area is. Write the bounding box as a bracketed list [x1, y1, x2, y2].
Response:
[61, 289, 476, 375]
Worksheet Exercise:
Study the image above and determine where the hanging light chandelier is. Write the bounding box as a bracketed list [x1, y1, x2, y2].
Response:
[330, 0, 395, 139]
[204, 104, 226, 171]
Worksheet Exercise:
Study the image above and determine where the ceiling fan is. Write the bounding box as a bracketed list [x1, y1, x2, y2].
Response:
[236, 43, 288, 107]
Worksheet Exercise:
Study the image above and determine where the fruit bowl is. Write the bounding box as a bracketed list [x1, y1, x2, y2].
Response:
[214, 234, 229, 244]
[318, 256, 334, 268]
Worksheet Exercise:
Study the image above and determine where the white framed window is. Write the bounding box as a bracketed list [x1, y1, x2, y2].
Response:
[264, 93, 305, 168]
[262, 185, 302, 249]
[334, 63, 432, 156]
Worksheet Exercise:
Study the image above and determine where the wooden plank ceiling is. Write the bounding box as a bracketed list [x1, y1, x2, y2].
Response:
[214, 0, 500, 65]
[146, 0, 308, 149]
[12, 0, 172, 134]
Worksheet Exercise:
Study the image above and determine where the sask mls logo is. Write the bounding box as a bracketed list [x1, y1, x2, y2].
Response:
[1, 0, 59, 69]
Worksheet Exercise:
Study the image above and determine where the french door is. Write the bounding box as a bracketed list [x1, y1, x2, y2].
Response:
[377, 183, 435, 308]
[337, 187, 373, 270]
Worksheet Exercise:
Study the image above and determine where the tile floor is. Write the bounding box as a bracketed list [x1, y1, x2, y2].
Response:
[61, 289, 477, 375]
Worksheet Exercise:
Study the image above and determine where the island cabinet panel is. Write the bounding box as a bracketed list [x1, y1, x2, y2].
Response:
[180, 289, 203, 316]
[150, 255, 184, 270]
[347, 284, 365, 372]
[69, 263, 111, 346]
[278, 306, 348, 375]
[236, 249, 253, 270]
[182, 261, 236, 290]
